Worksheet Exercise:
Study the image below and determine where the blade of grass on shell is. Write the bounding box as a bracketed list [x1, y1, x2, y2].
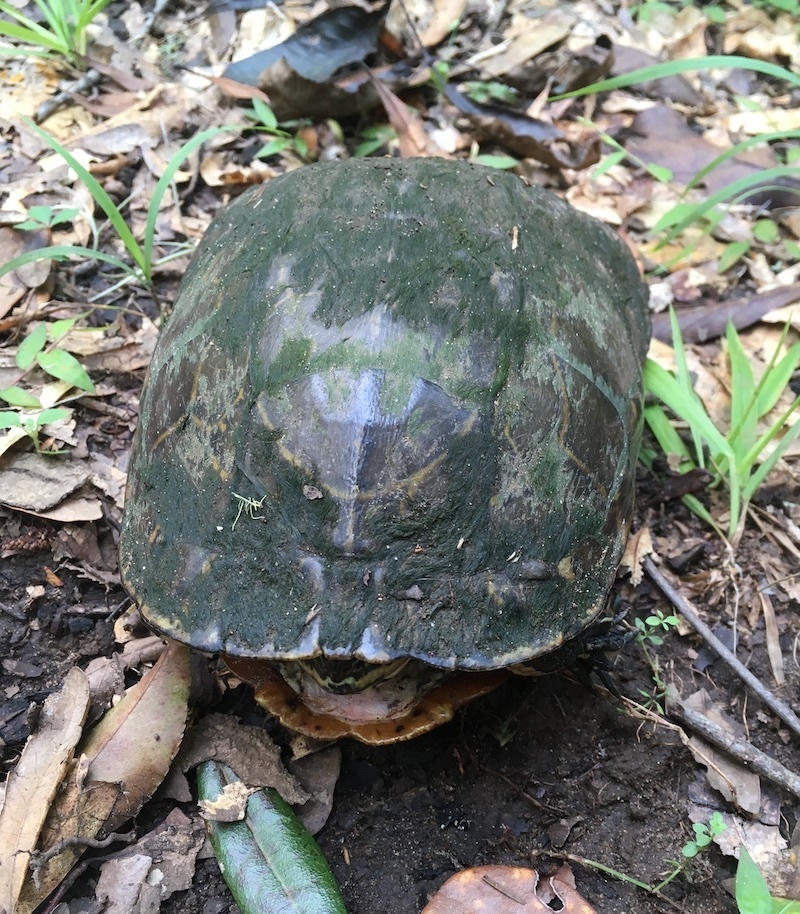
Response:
[725, 322, 757, 462]
[143, 126, 238, 273]
[24, 119, 146, 273]
[552, 55, 800, 99]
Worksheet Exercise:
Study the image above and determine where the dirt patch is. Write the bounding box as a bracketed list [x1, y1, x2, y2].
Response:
[2, 503, 797, 913]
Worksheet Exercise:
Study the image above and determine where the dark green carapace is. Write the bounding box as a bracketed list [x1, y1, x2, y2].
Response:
[120, 157, 650, 676]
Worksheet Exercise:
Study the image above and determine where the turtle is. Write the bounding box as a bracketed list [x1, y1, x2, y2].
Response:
[119, 157, 651, 745]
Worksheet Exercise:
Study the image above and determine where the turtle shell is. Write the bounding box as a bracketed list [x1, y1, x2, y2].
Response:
[120, 157, 650, 675]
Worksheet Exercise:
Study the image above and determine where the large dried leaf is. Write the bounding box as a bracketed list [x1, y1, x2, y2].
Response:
[224, 6, 384, 88]
[81, 640, 191, 827]
[422, 866, 597, 913]
[16, 642, 190, 913]
[0, 668, 89, 914]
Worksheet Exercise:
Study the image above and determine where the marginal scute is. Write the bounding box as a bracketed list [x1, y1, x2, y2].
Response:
[120, 157, 650, 676]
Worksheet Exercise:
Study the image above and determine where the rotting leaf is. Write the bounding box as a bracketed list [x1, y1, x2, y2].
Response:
[444, 84, 600, 169]
[224, 6, 385, 89]
[17, 762, 122, 914]
[368, 70, 448, 159]
[16, 642, 191, 914]
[621, 526, 653, 586]
[0, 668, 89, 914]
[421, 865, 598, 913]
[175, 713, 309, 806]
[80, 640, 191, 828]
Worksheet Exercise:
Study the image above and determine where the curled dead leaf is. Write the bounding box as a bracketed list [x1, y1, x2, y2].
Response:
[421, 865, 597, 913]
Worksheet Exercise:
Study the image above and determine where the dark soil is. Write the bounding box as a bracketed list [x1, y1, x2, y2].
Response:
[2, 495, 798, 913]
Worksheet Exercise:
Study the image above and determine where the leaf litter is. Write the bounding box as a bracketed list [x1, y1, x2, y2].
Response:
[1, 0, 799, 911]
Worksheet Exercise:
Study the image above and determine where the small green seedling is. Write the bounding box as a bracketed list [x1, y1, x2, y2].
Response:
[353, 125, 397, 158]
[0, 0, 113, 66]
[633, 610, 678, 712]
[15, 205, 82, 231]
[0, 407, 72, 453]
[1, 318, 95, 406]
[462, 80, 519, 106]
[0, 318, 95, 452]
[681, 812, 727, 858]
[248, 99, 309, 161]
[643, 307, 800, 547]
[635, 609, 680, 648]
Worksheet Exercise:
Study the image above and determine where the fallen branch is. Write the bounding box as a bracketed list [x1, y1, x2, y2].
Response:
[644, 556, 800, 740]
[665, 690, 800, 799]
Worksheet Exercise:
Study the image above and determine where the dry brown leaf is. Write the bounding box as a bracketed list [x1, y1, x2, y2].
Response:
[723, 8, 800, 63]
[175, 713, 309, 805]
[0, 668, 89, 914]
[470, 11, 573, 77]
[16, 642, 189, 913]
[368, 73, 448, 159]
[421, 866, 597, 913]
[682, 690, 761, 814]
[94, 809, 205, 912]
[17, 761, 121, 914]
[81, 640, 191, 827]
[758, 589, 784, 687]
[621, 527, 653, 585]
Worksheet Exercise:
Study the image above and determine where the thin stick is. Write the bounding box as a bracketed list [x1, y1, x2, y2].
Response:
[644, 556, 800, 739]
[666, 692, 800, 798]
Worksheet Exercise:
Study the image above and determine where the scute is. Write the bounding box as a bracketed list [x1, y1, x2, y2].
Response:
[120, 157, 650, 671]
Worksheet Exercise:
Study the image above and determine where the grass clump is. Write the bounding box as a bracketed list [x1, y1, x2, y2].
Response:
[643, 308, 800, 547]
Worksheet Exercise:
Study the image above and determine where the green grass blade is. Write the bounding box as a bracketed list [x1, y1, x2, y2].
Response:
[31, 0, 70, 49]
[725, 322, 757, 459]
[0, 16, 66, 51]
[24, 119, 146, 272]
[143, 126, 238, 275]
[0, 45, 53, 58]
[660, 166, 800, 246]
[643, 403, 695, 463]
[644, 360, 734, 457]
[668, 306, 707, 468]
[756, 341, 800, 419]
[683, 493, 723, 537]
[741, 397, 800, 500]
[684, 130, 800, 194]
[552, 55, 800, 98]
[0, 245, 138, 281]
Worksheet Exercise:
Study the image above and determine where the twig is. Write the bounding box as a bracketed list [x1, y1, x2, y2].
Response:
[35, 68, 102, 123]
[666, 692, 800, 799]
[529, 848, 688, 912]
[34, 0, 173, 124]
[644, 556, 800, 740]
